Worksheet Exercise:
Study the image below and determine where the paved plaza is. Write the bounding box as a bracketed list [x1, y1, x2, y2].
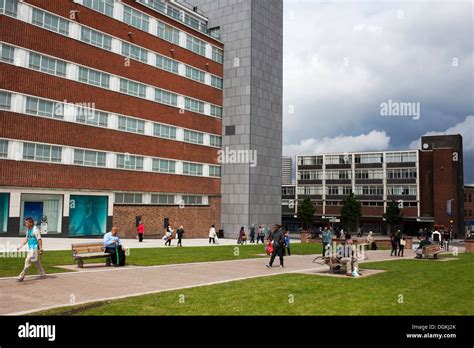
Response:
[0, 249, 424, 315]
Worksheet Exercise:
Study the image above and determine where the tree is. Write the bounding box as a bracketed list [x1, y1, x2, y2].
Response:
[340, 193, 362, 233]
[383, 201, 403, 235]
[298, 197, 315, 230]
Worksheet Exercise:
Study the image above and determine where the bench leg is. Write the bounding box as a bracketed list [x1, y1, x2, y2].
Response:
[77, 260, 84, 268]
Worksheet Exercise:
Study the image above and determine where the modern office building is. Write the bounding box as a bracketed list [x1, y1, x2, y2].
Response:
[189, 0, 283, 238]
[0, 0, 224, 238]
[281, 184, 297, 231]
[282, 156, 292, 185]
[294, 134, 465, 237]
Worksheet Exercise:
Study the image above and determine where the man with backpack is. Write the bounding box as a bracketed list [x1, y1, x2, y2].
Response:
[266, 224, 285, 268]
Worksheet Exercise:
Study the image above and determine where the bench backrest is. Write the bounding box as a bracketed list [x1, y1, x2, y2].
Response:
[72, 242, 105, 255]
[423, 244, 441, 253]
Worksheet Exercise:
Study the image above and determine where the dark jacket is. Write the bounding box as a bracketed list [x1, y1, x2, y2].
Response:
[177, 228, 184, 238]
[271, 230, 284, 249]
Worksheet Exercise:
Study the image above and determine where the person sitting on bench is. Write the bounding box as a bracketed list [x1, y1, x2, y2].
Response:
[336, 234, 360, 277]
[103, 227, 126, 266]
[415, 236, 431, 259]
[366, 231, 377, 250]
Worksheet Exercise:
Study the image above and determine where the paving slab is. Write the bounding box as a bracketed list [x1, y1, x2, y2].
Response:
[0, 249, 431, 315]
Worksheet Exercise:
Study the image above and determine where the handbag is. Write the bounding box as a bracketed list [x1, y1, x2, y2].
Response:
[400, 239, 406, 246]
[266, 243, 274, 255]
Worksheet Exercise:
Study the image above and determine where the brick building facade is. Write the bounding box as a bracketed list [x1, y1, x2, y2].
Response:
[0, 0, 224, 239]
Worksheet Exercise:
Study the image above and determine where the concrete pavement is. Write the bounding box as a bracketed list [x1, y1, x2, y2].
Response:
[0, 249, 421, 315]
[0, 237, 298, 251]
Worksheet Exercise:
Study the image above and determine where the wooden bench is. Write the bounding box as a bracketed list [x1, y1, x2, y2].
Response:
[422, 244, 442, 259]
[321, 257, 348, 274]
[71, 242, 111, 268]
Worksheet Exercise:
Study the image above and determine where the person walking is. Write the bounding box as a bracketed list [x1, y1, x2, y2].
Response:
[398, 234, 406, 257]
[265, 224, 272, 241]
[266, 225, 285, 268]
[209, 224, 217, 244]
[443, 228, 450, 251]
[321, 226, 332, 257]
[283, 230, 291, 256]
[432, 228, 441, 245]
[249, 224, 256, 243]
[237, 227, 247, 245]
[176, 225, 185, 247]
[164, 224, 173, 247]
[390, 230, 398, 256]
[137, 221, 144, 242]
[257, 225, 265, 244]
[17, 217, 46, 282]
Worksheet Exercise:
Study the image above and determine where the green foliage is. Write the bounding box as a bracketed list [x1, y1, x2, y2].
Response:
[297, 197, 315, 230]
[340, 193, 362, 232]
[384, 201, 404, 234]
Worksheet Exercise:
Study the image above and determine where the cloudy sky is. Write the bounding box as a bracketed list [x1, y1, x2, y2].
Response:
[282, 0, 473, 182]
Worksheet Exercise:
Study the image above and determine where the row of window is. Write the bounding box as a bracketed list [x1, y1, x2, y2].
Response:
[83, 23, 222, 87]
[302, 200, 417, 207]
[0, 44, 223, 118]
[298, 152, 417, 165]
[4, 4, 223, 89]
[298, 168, 415, 181]
[114, 192, 205, 206]
[0, 139, 221, 177]
[137, 0, 208, 35]
[80, 0, 224, 63]
[387, 168, 417, 179]
[0, 90, 222, 148]
[0, 0, 17, 16]
[297, 185, 418, 196]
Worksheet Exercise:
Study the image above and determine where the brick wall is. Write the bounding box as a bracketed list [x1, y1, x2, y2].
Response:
[0, 112, 219, 165]
[23, 0, 224, 68]
[0, 64, 221, 136]
[0, 17, 222, 105]
[113, 196, 221, 239]
[0, 160, 220, 194]
[465, 240, 474, 253]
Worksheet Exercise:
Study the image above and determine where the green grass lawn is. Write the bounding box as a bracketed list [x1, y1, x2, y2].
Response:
[35, 253, 474, 316]
[0, 242, 321, 278]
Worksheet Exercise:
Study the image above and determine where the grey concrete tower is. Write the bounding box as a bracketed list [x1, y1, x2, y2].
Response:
[189, 0, 283, 237]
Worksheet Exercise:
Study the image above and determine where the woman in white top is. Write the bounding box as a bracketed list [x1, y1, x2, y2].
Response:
[209, 224, 217, 244]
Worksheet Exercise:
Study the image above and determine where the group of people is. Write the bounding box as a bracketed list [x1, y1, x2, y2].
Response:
[17, 212, 459, 282]
[417, 228, 451, 251]
[390, 230, 407, 257]
[235, 224, 274, 244]
[135, 220, 186, 247]
[162, 223, 185, 247]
